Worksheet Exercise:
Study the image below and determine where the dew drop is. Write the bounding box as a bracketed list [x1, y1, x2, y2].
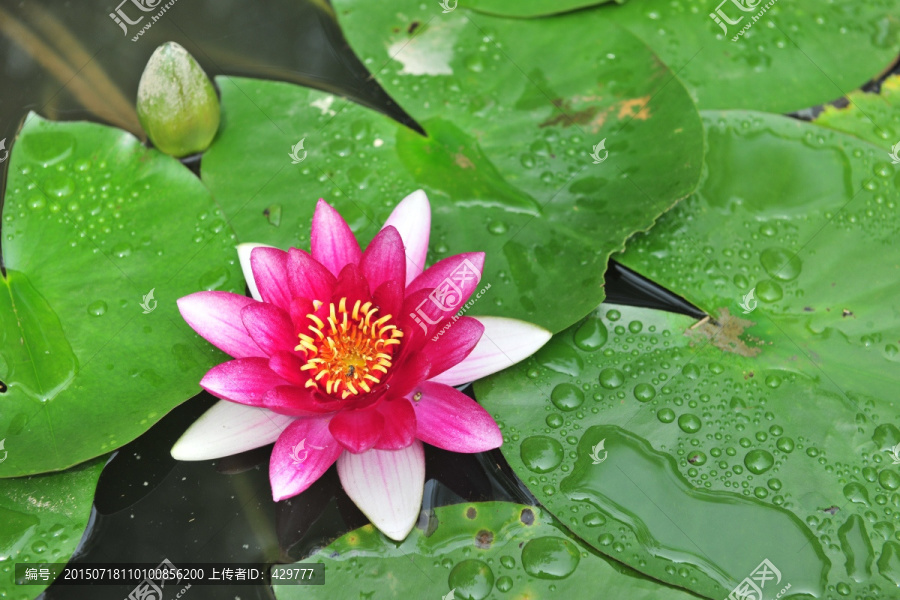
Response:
[657, 408, 676, 423]
[681, 364, 701, 379]
[678, 413, 702, 434]
[520, 436, 564, 473]
[521, 537, 580, 579]
[46, 175, 75, 198]
[448, 559, 494, 600]
[551, 383, 584, 411]
[495, 576, 512, 592]
[112, 242, 132, 258]
[598, 368, 625, 389]
[546, 414, 563, 428]
[776, 437, 794, 453]
[633, 383, 656, 402]
[687, 451, 707, 466]
[583, 512, 606, 527]
[199, 266, 230, 291]
[843, 482, 870, 506]
[760, 247, 802, 281]
[744, 449, 774, 474]
[879, 469, 900, 491]
[487, 220, 507, 235]
[573, 317, 608, 351]
[756, 280, 783, 302]
[87, 300, 108, 316]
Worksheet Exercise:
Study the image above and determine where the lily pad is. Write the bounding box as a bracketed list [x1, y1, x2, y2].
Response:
[461, 0, 621, 19]
[815, 74, 900, 148]
[273, 502, 699, 599]
[202, 0, 704, 333]
[0, 456, 106, 598]
[478, 110, 900, 598]
[619, 110, 900, 406]
[0, 115, 242, 477]
[603, 0, 900, 113]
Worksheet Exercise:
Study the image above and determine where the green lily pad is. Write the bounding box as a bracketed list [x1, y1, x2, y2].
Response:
[202, 0, 703, 333]
[620, 110, 900, 406]
[603, 0, 900, 113]
[0, 457, 105, 598]
[479, 110, 900, 598]
[461, 0, 620, 19]
[273, 502, 699, 599]
[0, 115, 242, 477]
[815, 74, 900, 148]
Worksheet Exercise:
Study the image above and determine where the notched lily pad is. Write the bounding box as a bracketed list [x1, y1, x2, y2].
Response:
[481, 110, 900, 598]
[205, 0, 704, 333]
[0, 114, 242, 477]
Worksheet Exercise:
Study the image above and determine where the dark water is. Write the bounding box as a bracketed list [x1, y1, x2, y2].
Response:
[1, 1, 894, 599]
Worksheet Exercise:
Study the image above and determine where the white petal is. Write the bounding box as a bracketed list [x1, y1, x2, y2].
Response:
[337, 442, 425, 541]
[171, 400, 293, 461]
[236, 243, 277, 302]
[429, 316, 552, 386]
[382, 189, 430, 286]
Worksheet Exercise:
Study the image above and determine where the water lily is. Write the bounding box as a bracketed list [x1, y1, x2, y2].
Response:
[172, 190, 550, 540]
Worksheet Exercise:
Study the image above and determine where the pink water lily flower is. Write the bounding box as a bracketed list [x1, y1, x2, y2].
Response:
[172, 190, 550, 540]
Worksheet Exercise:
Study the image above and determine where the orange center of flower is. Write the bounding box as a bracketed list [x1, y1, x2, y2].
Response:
[295, 297, 403, 399]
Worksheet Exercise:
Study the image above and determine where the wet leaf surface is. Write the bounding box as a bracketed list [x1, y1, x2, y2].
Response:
[0, 115, 242, 476]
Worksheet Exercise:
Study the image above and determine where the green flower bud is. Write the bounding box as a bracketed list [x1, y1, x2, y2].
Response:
[136, 42, 220, 158]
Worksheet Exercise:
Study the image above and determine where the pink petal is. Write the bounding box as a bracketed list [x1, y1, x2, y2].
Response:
[361, 226, 406, 294]
[270, 417, 342, 501]
[171, 400, 293, 461]
[383, 190, 431, 286]
[268, 351, 306, 386]
[372, 280, 403, 320]
[237, 243, 275, 301]
[384, 352, 432, 400]
[329, 408, 384, 454]
[374, 398, 417, 450]
[241, 302, 297, 356]
[429, 316, 551, 386]
[287, 248, 337, 303]
[337, 441, 425, 540]
[330, 263, 371, 308]
[200, 358, 289, 405]
[412, 381, 501, 452]
[288, 297, 316, 331]
[406, 252, 484, 297]
[250, 246, 292, 310]
[178, 292, 264, 358]
[422, 316, 484, 380]
[311, 199, 363, 277]
[264, 385, 341, 416]
[402, 253, 485, 337]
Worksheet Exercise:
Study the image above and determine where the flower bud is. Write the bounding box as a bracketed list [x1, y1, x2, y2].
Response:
[136, 42, 220, 157]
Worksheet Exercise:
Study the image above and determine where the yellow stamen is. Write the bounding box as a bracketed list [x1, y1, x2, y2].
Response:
[296, 296, 404, 400]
